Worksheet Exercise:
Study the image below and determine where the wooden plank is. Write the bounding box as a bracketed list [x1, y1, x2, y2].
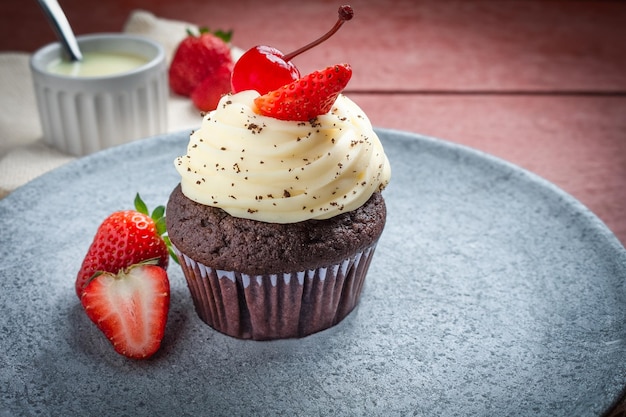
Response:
[2, 0, 625, 91]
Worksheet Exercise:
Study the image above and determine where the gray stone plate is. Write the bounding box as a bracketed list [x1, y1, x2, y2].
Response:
[1, 129, 625, 416]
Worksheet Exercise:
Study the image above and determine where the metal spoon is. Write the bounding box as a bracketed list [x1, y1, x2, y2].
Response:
[36, 0, 83, 61]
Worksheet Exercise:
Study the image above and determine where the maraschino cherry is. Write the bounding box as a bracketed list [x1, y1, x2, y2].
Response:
[231, 5, 354, 95]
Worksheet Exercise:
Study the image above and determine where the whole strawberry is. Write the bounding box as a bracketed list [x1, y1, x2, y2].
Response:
[75, 194, 171, 298]
[169, 28, 234, 98]
[190, 64, 233, 112]
[81, 261, 170, 359]
[254, 63, 352, 121]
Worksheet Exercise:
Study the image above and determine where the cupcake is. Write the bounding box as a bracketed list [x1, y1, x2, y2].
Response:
[167, 67, 391, 340]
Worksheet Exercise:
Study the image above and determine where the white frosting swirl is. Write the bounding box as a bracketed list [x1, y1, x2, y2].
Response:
[174, 90, 390, 223]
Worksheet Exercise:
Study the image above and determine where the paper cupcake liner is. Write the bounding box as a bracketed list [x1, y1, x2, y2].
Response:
[174, 242, 378, 340]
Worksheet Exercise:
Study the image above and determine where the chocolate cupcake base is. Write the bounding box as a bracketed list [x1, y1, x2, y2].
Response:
[175, 242, 377, 340]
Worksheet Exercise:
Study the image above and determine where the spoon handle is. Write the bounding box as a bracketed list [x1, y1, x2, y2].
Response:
[37, 0, 83, 61]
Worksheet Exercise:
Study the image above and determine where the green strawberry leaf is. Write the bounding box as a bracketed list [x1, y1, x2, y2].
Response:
[151, 205, 165, 222]
[213, 29, 233, 43]
[154, 216, 167, 237]
[163, 236, 180, 265]
[195, 26, 233, 43]
[134, 193, 149, 215]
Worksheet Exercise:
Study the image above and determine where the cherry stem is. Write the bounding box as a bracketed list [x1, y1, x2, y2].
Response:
[283, 5, 354, 62]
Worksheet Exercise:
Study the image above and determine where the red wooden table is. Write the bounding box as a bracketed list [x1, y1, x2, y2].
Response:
[1, 0, 625, 414]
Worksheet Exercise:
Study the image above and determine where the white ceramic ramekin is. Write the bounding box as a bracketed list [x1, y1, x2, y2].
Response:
[30, 33, 168, 156]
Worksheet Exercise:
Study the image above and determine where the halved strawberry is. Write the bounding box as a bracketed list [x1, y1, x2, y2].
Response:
[81, 261, 170, 360]
[253, 63, 352, 121]
[75, 194, 173, 299]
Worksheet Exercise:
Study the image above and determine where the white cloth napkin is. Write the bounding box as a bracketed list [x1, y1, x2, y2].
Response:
[0, 10, 223, 198]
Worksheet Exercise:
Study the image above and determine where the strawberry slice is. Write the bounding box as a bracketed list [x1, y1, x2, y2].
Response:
[254, 63, 352, 121]
[75, 194, 173, 299]
[81, 261, 170, 360]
